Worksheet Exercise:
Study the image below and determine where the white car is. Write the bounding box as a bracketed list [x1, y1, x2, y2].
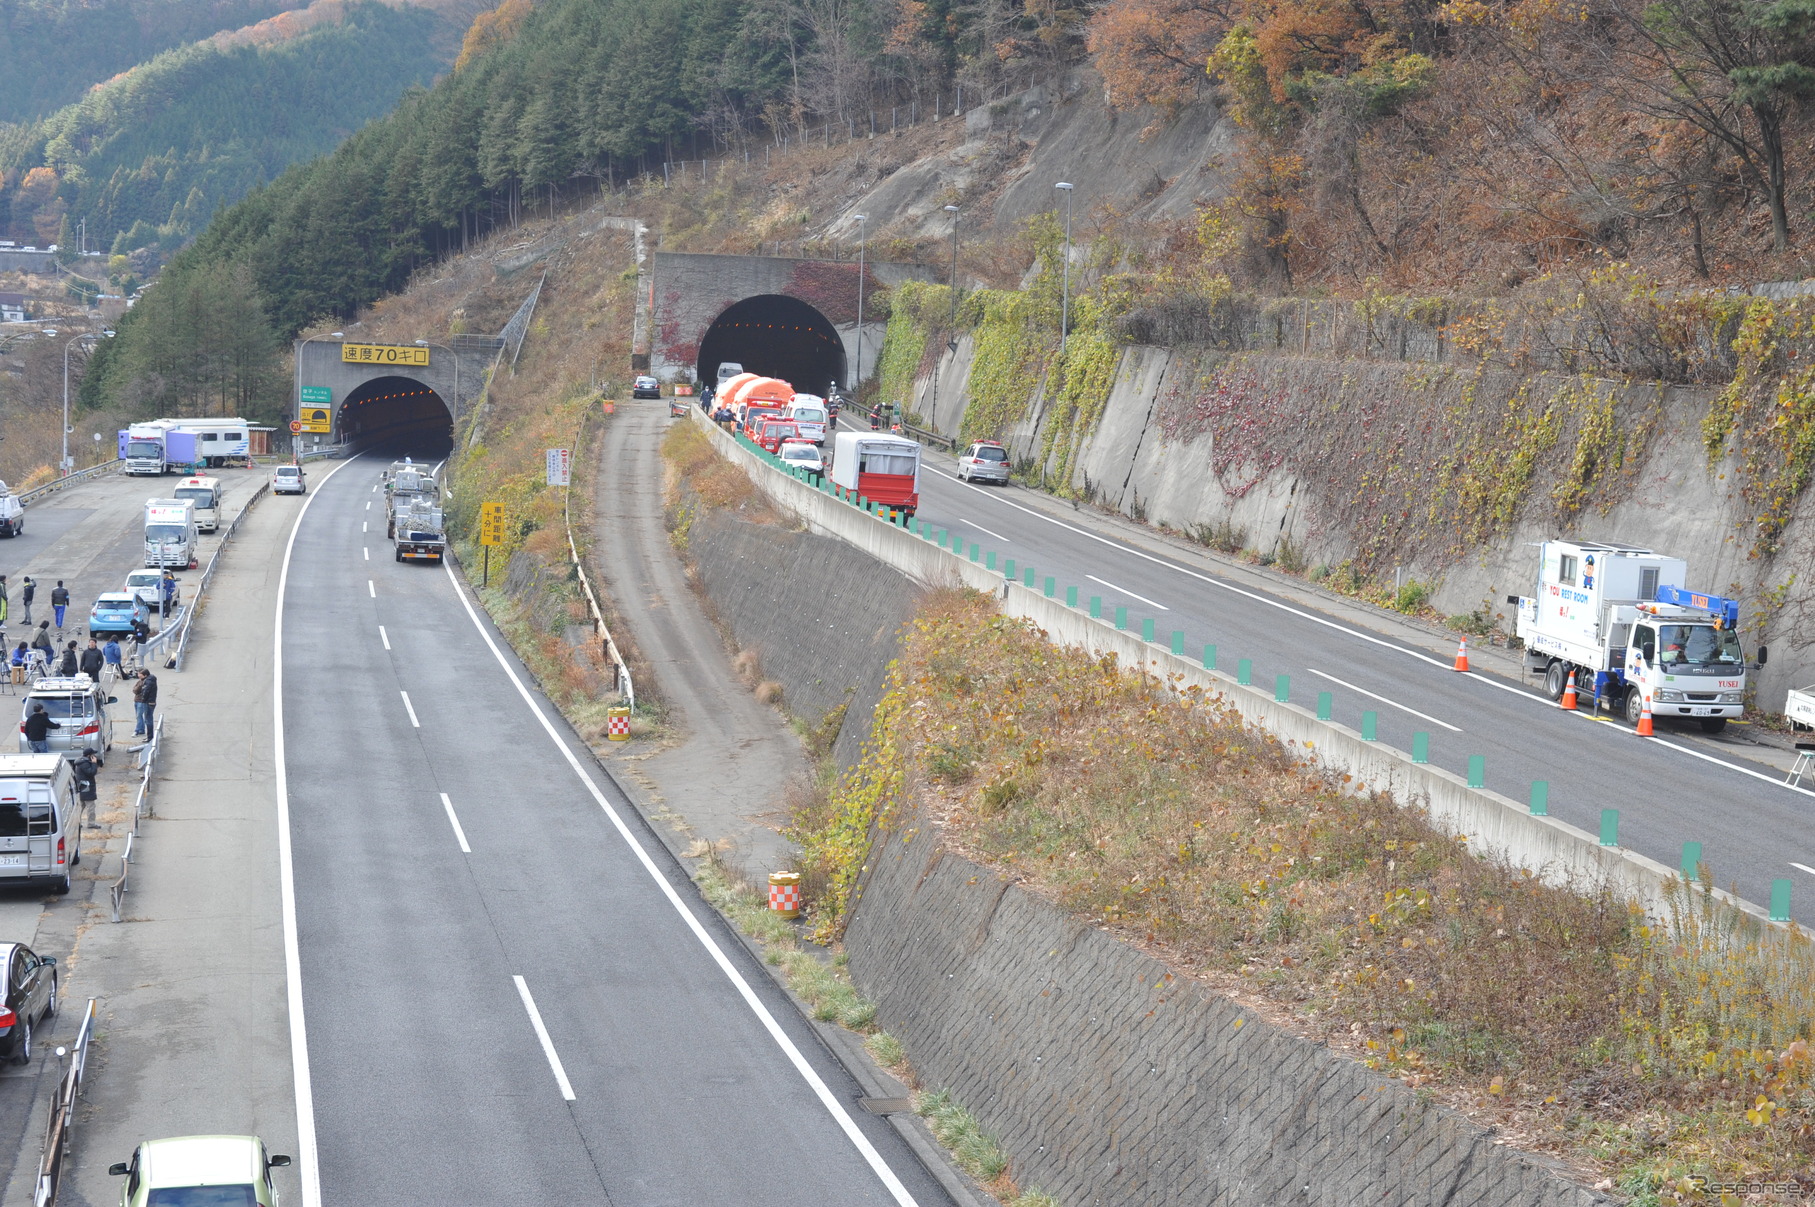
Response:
[957, 440, 1011, 484]
[271, 465, 306, 495]
[123, 569, 178, 609]
[778, 439, 825, 478]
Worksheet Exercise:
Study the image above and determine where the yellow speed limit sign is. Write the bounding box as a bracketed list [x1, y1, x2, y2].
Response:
[479, 501, 505, 546]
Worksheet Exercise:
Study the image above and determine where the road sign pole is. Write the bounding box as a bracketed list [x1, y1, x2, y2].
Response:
[483, 546, 489, 589]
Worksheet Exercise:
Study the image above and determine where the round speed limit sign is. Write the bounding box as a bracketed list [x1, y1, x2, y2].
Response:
[289, 420, 302, 433]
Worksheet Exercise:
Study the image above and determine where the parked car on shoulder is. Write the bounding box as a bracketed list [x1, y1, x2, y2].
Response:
[778, 439, 825, 479]
[957, 440, 1011, 485]
[0, 485, 22, 538]
[110, 1135, 291, 1207]
[632, 375, 662, 399]
[123, 569, 178, 610]
[271, 465, 305, 495]
[91, 592, 152, 639]
[0, 941, 58, 1064]
[20, 677, 117, 756]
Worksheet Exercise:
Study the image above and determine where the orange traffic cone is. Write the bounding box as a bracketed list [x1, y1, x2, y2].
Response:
[1453, 637, 1470, 673]
[1560, 676, 1577, 711]
[1635, 693, 1654, 736]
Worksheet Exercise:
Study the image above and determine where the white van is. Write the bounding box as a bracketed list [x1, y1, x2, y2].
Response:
[144, 499, 197, 568]
[715, 361, 744, 389]
[173, 476, 221, 532]
[0, 482, 21, 538]
[0, 754, 82, 894]
[785, 395, 829, 445]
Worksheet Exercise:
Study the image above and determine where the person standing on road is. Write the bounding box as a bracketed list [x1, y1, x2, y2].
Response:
[50, 580, 68, 631]
[20, 577, 34, 626]
[0, 574, 9, 626]
[23, 703, 59, 753]
[70, 747, 102, 811]
[56, 641, 77, 677]
[79, 638, 103, 682]
[133, 668, 157, 737]
[101, 635, 122, 679]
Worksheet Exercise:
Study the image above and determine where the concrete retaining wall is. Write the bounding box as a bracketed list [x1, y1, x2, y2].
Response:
[845, 807, 1607, 1206]
[688, 406, 1778, 931]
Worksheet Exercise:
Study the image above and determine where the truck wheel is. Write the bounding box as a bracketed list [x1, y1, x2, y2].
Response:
[1543, 660, 1568, 701]
[1624, 689, 1644, 726]
[1699, 717, 1728, 734]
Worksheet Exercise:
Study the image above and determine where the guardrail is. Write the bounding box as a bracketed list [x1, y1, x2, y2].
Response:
[16, 459, 123, 505]
[112, 711, 162, 923]
[173, 481, 270, 670]
[32, 996, 99, 1207]
[565, 409, 636, 708]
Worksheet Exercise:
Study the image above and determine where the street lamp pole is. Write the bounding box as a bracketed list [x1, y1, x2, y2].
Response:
[853, 215, 867, 390]
[61, 330, 112, 476]
[1055, 182, 1074, 356]
[945, 204, 961, 335]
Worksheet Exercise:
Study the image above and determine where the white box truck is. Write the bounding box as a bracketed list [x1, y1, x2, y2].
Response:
[143, 499, 197, 568]
[830, 432, 920, 517]
[1513, 539, 1758, 732]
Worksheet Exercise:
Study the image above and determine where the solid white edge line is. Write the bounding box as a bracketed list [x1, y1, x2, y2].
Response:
[1308, 669, 1463, 732]
[1640, 731, 1815, 799]
[961, 517, 1009, 542]
[440, 792, 472, 853]
[439, 558, 920, 1206]
[273, 451, 360, 1207]
[1085, 573, 1169, 612]
[378, 625, 390, 650]
[1793, 862, 1815, 877]
[400, 691, 420, 728]
[513, 975, 577, 1100]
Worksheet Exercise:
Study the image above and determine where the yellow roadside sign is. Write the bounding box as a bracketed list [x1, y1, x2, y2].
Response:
[298, 406, 331, 433]
[342, 342, 429, 366]
[479, 501, 504, 546]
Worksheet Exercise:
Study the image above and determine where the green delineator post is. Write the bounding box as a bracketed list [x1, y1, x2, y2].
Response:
[1361, 711, 1378, 740]
[1600, 809, 1619, 847]
[1316, 691, 1332, 721]
[1142, 617, 1155, 642]
[1115, 606, 1128, 631]
[971, 546, 980, 563]
[1066, 585, 1078, 608]
[1171, 631, 1184, 655]
[1004, 558, 1016, 579]
[1412, 732, 1430, 764]
[1237, 658, 1253, 685]
[1090, 596, 1102, 619]
[1681, 841, 1703, 878]
[1274, 674, 1290, 703]
[1203, 645, 1217, 671]
[1044, 577, 1056, 598]
[1771, 879, 1792, 922]
[1467, 755, 1485, 788]
[1529, 781, 1549, 815]
[938, 530, 948, 549]
[986, 551, 997, 571]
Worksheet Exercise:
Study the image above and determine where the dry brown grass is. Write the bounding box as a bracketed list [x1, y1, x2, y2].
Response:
[661, 420, 782, 522]
[795, 588, 1815, 1198]
[755, 679, 783, 704]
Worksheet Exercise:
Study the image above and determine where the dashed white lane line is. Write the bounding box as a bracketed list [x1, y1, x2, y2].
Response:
[1309, 669, 1463, 732]
[367, 581, 375, 598]
[1793, 862, 1815, 877]
[400, 691, 420, 728]
[1086, 573, 1168, 611]
[379, 626, 390, 651]
[440, 792, 471, 853]
[962, 517, 1010, 542]
[363, 547, 369, 561]
[513, 976, 576, 1101]
[440, 558, 921, 1205]
[365, 500, 371, 509]
[362, 521, 367, 533]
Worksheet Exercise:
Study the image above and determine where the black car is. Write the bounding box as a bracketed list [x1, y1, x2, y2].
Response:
[631, 375, 662, 400]
[0, 942, 57, 1066]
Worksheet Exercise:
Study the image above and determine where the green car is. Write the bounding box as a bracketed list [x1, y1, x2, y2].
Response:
[110, 1135, 291, 1206]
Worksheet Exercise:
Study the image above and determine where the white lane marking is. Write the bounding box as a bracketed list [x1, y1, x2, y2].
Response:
[440, 792, 471, 853]
[1086, 573, 1168, 611]
[1308, 669, 1463, 732]
[273, 452, 361, 1207]
[367, 580, 375, 598]
[400, 691, 420, 728]
[1793, 862, 1815, 877]
[365, 500, 371, 508]
[513, 975, 576, 1100]
[362, 521, 367, 533]
[1640, 731, 1815, 799]
[440, 559, 921, 1206]
[363, 547, 369, 561]
[962, 517, 1009, 542]
[379, 626, 390, 650]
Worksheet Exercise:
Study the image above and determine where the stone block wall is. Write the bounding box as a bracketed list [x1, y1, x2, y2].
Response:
[846, 812, 1609, 1207]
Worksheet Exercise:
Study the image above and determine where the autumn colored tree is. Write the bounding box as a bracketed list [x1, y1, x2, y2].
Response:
[456, 0, 534, 71]
[1086, 0, 1235, 112]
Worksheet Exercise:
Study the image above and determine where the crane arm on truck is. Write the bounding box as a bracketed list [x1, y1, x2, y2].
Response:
[1650, 585, 1741, 627]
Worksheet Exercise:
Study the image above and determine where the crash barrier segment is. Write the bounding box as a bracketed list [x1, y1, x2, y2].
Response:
[171, 482, 271, 670]
[112, 712, 163, 923]
[564, 408, 636, 710]
[32, 996, 99, 1207]
[17, 459, 124, 506]
[690, 406, 1793, 933]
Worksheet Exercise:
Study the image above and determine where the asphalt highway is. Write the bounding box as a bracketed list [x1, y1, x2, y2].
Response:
[280, 455, 950, 1206]
[845, 430, 1815, 927]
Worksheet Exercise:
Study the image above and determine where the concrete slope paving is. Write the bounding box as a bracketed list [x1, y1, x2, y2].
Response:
[593, 403, 798, 880]
[283, 458, 948, 1207]
[831, 420, 1815, 924]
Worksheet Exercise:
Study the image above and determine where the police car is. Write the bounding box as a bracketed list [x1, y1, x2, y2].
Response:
[957, 440, 1011, 485]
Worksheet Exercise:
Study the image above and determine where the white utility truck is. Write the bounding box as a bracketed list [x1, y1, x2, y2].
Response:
[143, 498, 197, 568]
[1513, 539, 1758, 732]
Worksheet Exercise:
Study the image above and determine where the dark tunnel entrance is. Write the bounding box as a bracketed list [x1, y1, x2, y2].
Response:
[697, 295, 848, 395]
[336, 375, 453, 458]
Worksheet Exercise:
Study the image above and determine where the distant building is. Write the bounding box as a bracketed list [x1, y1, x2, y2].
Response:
[0, 293, 26, 323]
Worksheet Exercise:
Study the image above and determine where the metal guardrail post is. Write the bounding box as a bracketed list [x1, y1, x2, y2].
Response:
[562, 409, 636, 710]
[33, 997, 98, 1205]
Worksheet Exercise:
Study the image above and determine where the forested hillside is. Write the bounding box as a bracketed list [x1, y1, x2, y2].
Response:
[0, 0, 304, 122]
[0, 0, 449, 257]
